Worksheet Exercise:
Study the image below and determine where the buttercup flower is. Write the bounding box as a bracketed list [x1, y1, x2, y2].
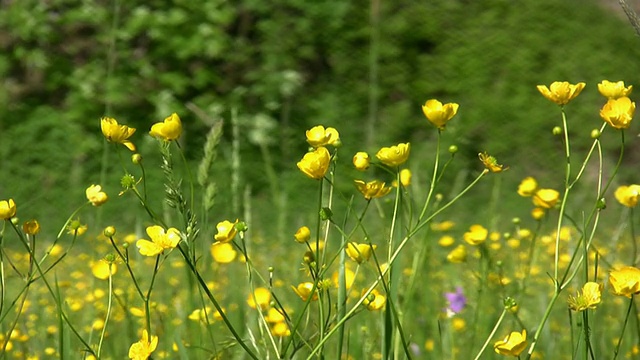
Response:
[568, 282, 603, 311]
[101, 117, 136, 151]
[494, 330, 527, 356]
[91, 260, 117, 280]
[478, 152, 507, 173]
[0, 199, 16, 220]
[86, 185, 108, 206]
[128, 330, 158, 360]
[532, 189, 560, 209]
[306, 125, 340, 147]
[354, 180, 392, 200]
[609, 266, 640, 297]
[422, 99, 459, 129]
[376, 143, 410, 167]
[210, 242, 237, 263]
[353, 152, 370, 171]
[23, 220, 40, 235]
[247, 287, 271, 310]
[214, 219, 239, 243]
[517, 177, 538, 197]
[136, 225, 181, 256]
[536, 81, 586, 105]
[463, 224, 488, 246]
[531, 207, 545, 220]
[399, 169, 411, 187]
[271, 322, 291, 337]
[598, 80, 632, 99]
[600, 97, 635, 129]
[294, 226, 311, 243]
[447, 244, 467, 263]
[346, 242, 377, 264]
[292, 282, 318, 301]
[615, 185, 640, 207]
[362, 289, 386, 311]
[297, 147, 331, 180]
[150, 112, 182, 141]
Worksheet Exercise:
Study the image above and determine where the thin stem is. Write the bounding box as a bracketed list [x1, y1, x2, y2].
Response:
[473, 307, 507, 360]
[612, 295, 634, 360]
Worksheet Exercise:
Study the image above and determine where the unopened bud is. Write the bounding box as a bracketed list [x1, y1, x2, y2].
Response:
[104, 226, 116, 237]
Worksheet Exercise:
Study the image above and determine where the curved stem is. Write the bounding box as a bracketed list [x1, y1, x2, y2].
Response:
[473, 307, 507, 360]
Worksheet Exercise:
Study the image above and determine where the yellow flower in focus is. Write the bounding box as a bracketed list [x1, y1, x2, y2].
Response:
[447, 244, 467, 263]
[463, 225, 488, 246]
[376, 143, 410, 167]
[86, 184, 108, 206]
[214, 219, 239, 243]
[536, 81, 586, 105]
[136, 225, 181, 256]
[598, 80, 632, 99]
[294, 226, 311, 243]
[600, 97, 636, 129]
[210, 242, 237, 263]
[91, 261, 116, 280]
[292, 282, 318, 301]
[101, 117, 136, 151]
[128, 330, 158, 360]
[22, 220, 40, 235]
[478, 152, 507, 173]
[0, 199, 16, 220]
[305, 125, 340, 147]
[354, 180, 392, 200]
[150, 113, 182, 141]
[297, 147, 331, 180]
[532, 189, 560, 209]
[247, 287, 271, 310]
[568, 282, 603, 311]
[494, 330, 527, 356]
[346, 242, 377, 264]
[615, 185, 640, 207]
[353, 152, 370, 171]
[362, 289, 386, 311]
[609, 266, 640, 297]
[517, 177, 538, 197]
[421, 99, 459, 130]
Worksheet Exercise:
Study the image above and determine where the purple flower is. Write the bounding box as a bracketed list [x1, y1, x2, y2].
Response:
[444, 286, 466, 314]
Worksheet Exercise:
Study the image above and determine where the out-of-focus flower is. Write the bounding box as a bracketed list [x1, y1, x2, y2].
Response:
[150, 113, 182, 141]
[399, 169, 412, 187]
[210, 242, 237, 263]
[463, 224, 488, 246]
[353, 152, 370, 171]
[86, 185, 108, 206]
[136, 225, 181, 256]
[609, 266, 640, 297]
[363, 289, 386, 310]
[536, 81, 586, 105]
[297, 147, 331, 180]
[531, 207, 545, 220]
[447, 244, 467, 263]
[306, 125, 340, 147]
[346, 242, 377, 264]
[0, 199, 16, 220]
[23, 220, 40, 235]
[568, 282, 603, 311]
[354, 180, 392, 200]
[67, 219, 87, 236]
[478, 152, 507, 173]
[598, 80, 632, 99]
[91, 261, 117, 280]
[518, 177, 538, 197]
[422, 99, 459, 130]
[431, 221, 455, 231]
[332, 266, 356, 289]
[128, 330, 158, 360]
[271, 322, 291, 337]
[438, 235, 455, 247]
[615, 185, 640, 207]
[292, 282, 318, 301]
[532, 189, 560, 209]
[444, 287, 467, 315]
[376, 143, 410, 167]
[265, 308, 286, 323]
[101, 117, 136, 151]
[600, 97, 635, 129]
[247, 287, 271, 310]
[214, 219, 239, 243]
[494, 330, 527, 356]
[294, 226, 311, 243]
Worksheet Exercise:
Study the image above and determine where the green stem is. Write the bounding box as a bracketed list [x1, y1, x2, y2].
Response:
[612, 295, 634, 360]
[473, 307, 507, 360]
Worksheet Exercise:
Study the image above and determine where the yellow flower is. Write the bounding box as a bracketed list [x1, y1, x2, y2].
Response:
[494, 329, 527, 356]
[609, 266, 640, 297]
[265, 308, 286, 323]
[447, 244, 467, 263]
[353, 152, 370, 171]
[598, 80, 632, 99]
[531, 207, 545, 220]
[615, 185, 640, 207]
[23, 220, 40, 235]
[421, 99, 459, 129]
[101, 117, 136, 151]
[305, 125, 340, 147]
[345, 242, 377, 264]
[431, 220, 455, 231]
[463, 224, 488, 246]
[568, 282, 603, 311]
[292, 282, 318, 301]
[399, 169, 412, 187]
[0, 199, 16, 220]
[150, 113, 182, 141]
[294, 226, 311, 243]
[438, 235, 455, 247]
[517, 177, 538, 197]
[271, 321, 291, 337]
[136, 225, 181, 256]
[376, 143, 410, 167]
[247, 287, 271, 310]
[600, 97, 636, 129]
[354, 180, 392, 200]
[86, 184, 108, 206]
[536, 81, 586, 105]
[297, 147, 331, 180]
[532, 189, 560, 209]
[210, 242, 237, 263]
[128, 330, 158, 360]
[362, 289, 386, 311]
[91, 261, 116, 280]
[478, 152, 507, 173]
[214, 219, 239, 243]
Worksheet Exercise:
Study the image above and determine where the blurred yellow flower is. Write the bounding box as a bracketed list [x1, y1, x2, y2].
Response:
[101, 117, 136, 151]
[346, 242, 377, 264]
[128, 330, 158, 360]
[264, 308, 286, 323]
[438, 235, 455, 247]
[292, 282, 318, 301]
[332, 267, 356, 289]
[214, 219, 239, 243]
[86, 184, 108, 206]
[447, 244, 467, 263]
[614, 185, 640, 207]
[297, 146, 331, 180]
[294, 226, 311, 243]
[600, 97, 635, 129]
[598, 80, 632, 99]
[362, 289, 386, 311]
[478, 152, 507, 173]
[399, 169, 412, 187]
[531, 207, 545, 220]
[354, 180, 392, 200]
[91, 261, 116, 280]
[136, 225, 181, 256]
[518, 177, 538, 197]
[22, 220, 40, 235]
[150, 113, 182, 141]
[247, 287, 271, 310]
[609, 266, 640, 297]
[306, 125, 340, 147]
[210, 242, 237, 263]
[463, 224, 488, 246]
[452, 317, 466, 331]
[431, 220, 455, 231]
[352, 151, 370, 171]
[421, 99, 459, 129]
[376, 143, 410, 167]
[271, 322, 291, 337]
[568, 282, 603, 311]
[0, 199, 16, 220]
[536, 81, 586, 105]
[494, 329, 527, 356]
[532, 189, 560, 209]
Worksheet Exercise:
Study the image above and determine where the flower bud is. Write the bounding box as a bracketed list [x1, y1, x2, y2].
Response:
[448, 145, 458, 154]
[104, 253, 117, 263]
[11, 217, 19, 225]
[552, 126, 562, 135]
[511, 217, 520, 225]
[132, 153, 142, 164]
[590, 129, 601, 139]
[23, 220, 40, 235]
[352, 152, 370, 171]
[104, 226, 116, 237]
[596, 198, 606, 210]
[294, 226, 311, 243]
[236, 221, 249, 232]
[320, 207, 333, 221]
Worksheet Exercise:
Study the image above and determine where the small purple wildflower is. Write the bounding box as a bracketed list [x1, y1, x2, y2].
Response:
[444, 286, 466, 314]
